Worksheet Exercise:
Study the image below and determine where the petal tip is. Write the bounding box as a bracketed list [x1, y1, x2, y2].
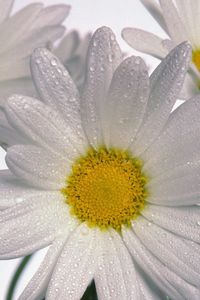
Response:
[93, 26, 116, 41]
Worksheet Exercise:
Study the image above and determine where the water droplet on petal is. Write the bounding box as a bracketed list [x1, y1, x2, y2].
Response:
[51, 58, 57, 66]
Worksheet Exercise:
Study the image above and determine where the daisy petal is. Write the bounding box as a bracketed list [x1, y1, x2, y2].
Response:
[159, 0, 188, 42]
[176, 0, 200, 47]
[0, 192, 76, 258]
[81, 26, 122, 148]
[5, 95, 85, 158]
[19, 236, 66, 300]
[0, 170, 51, 210]
[147, 170, 200, 206]
[140, 0, 168, 32]
[122, 227, 200, 300]
[131, 42, 191, 155]
[47, 224, 97, 300]
[133, 217, 200, 287]
[122, 28, 167, 59]
[31, 4, 70, 29]
[4, 26, 65, 61]
[0, 4, 43, 54]
[0, 108, 26, 148]
[179, 73, 199, 99]
[54, 30, 79, 63]
[143, 96, 200, 176]
[6, 145, 69, 189]
[0, 0, 13, 23]
[0, 57, 30, 81]
[142, 204, 200, 243]
[30, 48, 86, 144]
[136, 268, 163, 300]
[95, 230, 140, 299]
[0, 78, 35, 107]
[105, 56, 149, 148]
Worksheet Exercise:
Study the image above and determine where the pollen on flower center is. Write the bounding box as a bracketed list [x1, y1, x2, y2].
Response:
[62, 147, 149, 231]
[192, 49, 200, 72]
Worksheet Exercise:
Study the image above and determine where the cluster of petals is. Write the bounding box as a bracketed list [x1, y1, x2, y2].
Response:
[0, 0, 69, 101]
[122, 0, 200, 99]
[0, 0, 90, 149]
[0, 23, 200, 300]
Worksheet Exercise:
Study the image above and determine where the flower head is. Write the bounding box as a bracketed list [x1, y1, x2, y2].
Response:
[1, 26, 200, 299]
[122, 0, 200, 99]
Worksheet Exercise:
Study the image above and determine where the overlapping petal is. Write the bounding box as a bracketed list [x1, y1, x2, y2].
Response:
[143, 96, 200, 175]
[123, 227, 200, 300]
[104, 55, 149, 148]
[95, 230, 140, 299]
[0, 192, 77, 259]
[54, 31, 91, 90]
[131, 42, 191, 155]
[123, 0, 200, 98]
[47, 224, 97, 300]
[140, 0, 168, 32]
[142, 204, 200, 242]
[30, 48, 85, 141]
[0, 170, 50, 209]
[0, 1, 69, 109]
[19, 237, 67, 300]
[122, 28, 167, 59]
[0, 108, 26, 148]
[132, 217, 200, 287]
[6, 145, 70, 189]
[5, 94, 86, 158]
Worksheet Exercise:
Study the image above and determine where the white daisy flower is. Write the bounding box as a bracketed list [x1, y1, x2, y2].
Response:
[122, 0, 200, 99]
[0, 26, 200, 300]
[0, 0, 70, 104]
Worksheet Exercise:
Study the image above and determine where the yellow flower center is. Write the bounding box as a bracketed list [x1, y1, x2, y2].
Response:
[62, 147, 149, 231]
[192, 49, 200, 71]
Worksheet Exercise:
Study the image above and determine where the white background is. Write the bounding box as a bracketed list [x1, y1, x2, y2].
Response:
[0, 0, 166, 299]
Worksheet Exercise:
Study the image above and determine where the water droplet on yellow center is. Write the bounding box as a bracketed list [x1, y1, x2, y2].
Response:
[192, 49, 200, 72]
[62, 147, 149, 231]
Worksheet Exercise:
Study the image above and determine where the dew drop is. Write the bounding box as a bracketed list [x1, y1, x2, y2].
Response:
[135, 57, 141, 65]
[89, 66, 95, 72]
[108, 54, 113, 62]
[16, 197, 23, 204]
[35, 58, 42, 64]
[51, 58, 57, 66]
[110, 34, 115, 41]
[81, 226, 89, 235]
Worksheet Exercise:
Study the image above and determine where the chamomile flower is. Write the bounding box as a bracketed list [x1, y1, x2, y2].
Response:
[0, 0, 70, 104]
[122, 0, 200, 99]
[1, 27, 200, 300]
